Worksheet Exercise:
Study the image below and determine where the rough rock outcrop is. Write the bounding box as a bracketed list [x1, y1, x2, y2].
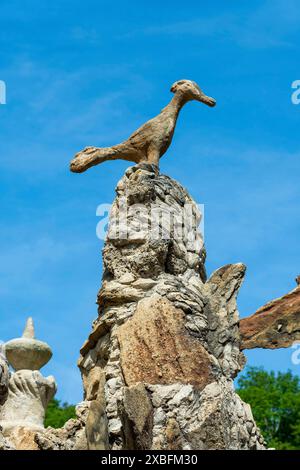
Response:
[77, 163, 265, 450]
[0, 351, 12, 450]
[0, 370, 56, 430]
[35, 401, 89, 450]
[240, 280, 300, 349]
[0, 349, 9, 406]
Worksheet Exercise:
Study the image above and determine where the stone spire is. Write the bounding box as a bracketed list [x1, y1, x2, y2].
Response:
[0, 318, 56, 449]
[22, 317, 35, 339]
[4, 317, 52, 371]
[73, 164, 265, 450]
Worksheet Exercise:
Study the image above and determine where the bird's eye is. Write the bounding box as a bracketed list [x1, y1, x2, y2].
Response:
[177, 80, 185, 85]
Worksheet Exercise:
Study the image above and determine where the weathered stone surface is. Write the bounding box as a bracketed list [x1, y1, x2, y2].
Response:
[79, 163, 207, 361]
[120, 383, 153, 450]
[0, 428, 14, 450]
[5, 318, 52, 371]
[0, 354, 12, 450]
[35, 402, 89, 450]
[3, 426, 39, 450]
[148, 379, 265, 450]
[76, 164, 264, 450]
[0, 163, 263, 451]
[204, 263, 247, 378]
[240, 281, 300, 349]
[0, 318, 57, 450]
[0, 350, 9, 406]
[70, 80, 216, 173]
[118, 295, 216, 389]
[85, 371, 109, 450]
[0, 370, 56, 430]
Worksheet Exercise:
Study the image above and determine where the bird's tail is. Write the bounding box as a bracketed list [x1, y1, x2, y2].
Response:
[70, 146, 117, 173]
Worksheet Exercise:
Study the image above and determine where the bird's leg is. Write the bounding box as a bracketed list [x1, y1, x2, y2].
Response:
[146, 146, 160, 167]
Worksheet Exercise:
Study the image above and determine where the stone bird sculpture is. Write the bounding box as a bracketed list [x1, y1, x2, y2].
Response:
[70, 80, 216, 173]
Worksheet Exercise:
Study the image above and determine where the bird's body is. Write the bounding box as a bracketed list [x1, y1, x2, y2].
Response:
[70, 80, 216, 173]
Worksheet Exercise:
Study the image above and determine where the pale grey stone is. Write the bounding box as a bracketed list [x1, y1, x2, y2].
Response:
[71, 165, 265, 450]
[0, 318, 57, 449]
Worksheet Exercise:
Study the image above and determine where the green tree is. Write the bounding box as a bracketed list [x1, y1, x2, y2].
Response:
[44, 398, 76, 429]
[236, 367, 300, 449]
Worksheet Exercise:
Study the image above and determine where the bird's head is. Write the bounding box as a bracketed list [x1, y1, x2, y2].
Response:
[170, 79, 216, 107]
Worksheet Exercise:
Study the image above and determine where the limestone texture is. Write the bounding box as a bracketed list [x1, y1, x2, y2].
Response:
[76, 163, 265, 450]
[5, 317, 52, 371]
[0, 352, 12, 450]
[0, 318, 56, 449]
[35, 402, 89, 450]
[0, 370, 56, 430]
[240, 280, 300, 349]
[0, 350, 9, 406]
[2, 164, 271, 450]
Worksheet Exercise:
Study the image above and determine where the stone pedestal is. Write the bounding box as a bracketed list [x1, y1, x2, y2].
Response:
[76, 164, 266, 450]
[0, 370, 56, 431]
[0, 318, 56, 449]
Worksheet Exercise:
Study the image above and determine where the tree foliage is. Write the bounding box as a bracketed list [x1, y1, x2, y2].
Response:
[44, 398, 76, 429]
[236, 367, 300, 449]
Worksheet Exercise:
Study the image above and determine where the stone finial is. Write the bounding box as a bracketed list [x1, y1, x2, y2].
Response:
[4, 318, 52, 371]
[22, 317, 35, 339]
[0, 318, 56, 448]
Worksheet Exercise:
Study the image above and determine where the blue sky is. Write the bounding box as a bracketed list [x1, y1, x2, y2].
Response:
[0, 0, 299, 403]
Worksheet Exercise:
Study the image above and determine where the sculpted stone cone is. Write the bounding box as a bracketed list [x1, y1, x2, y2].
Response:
[37, 164, 265, 450]
[0, 318, 57, 450]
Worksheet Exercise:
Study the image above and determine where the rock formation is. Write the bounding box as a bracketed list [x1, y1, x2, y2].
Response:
[34, 401, 88, 450]
[0, 318, 56, 449]
[1, 73, 297, 450]
[0, 349, 11, 450]
[6, 162, 298, 450]
[240, 278, 300, 349]
[72, 163, 265, 450]
[0, 347, 9, 407]
[7, 78, 298, 450]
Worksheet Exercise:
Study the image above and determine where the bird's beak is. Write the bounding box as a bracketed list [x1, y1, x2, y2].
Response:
[198, 93, 216, 107]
